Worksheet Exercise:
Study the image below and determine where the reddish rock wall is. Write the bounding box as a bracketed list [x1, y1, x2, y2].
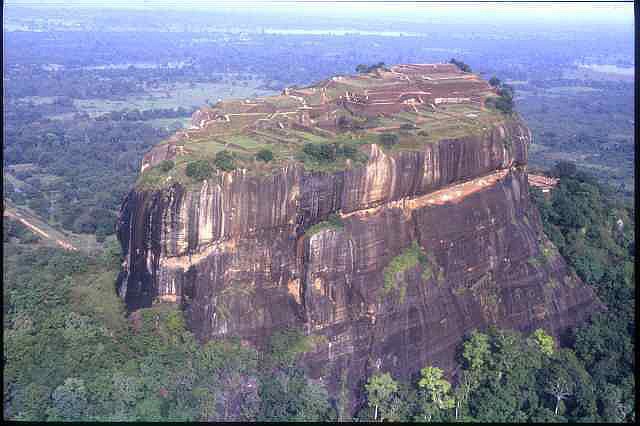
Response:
[117, 116, 599, 414]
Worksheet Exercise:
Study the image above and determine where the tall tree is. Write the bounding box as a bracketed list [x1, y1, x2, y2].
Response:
[416, 366, 454, 421]
[545, 377, 573, 416]
[364, 372, 398, 422]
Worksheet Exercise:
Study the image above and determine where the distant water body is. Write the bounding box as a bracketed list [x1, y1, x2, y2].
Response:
[83, 61, 191, 70]
[261, 28, 423, 37]
[579, 63, 634, 76]
[39, 62, 192, 71]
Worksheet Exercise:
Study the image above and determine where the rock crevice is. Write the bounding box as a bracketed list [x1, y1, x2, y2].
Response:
[117, 114, 598, 413]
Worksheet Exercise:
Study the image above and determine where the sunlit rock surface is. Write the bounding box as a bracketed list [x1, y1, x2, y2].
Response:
[117, 64, 600, 414]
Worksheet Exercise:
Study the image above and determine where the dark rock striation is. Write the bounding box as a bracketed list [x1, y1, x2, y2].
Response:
[116, 68, 600, 414]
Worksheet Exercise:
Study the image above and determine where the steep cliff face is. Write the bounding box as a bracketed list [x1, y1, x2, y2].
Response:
[118, 119, 527, 310]
[117, 65, 600, 413]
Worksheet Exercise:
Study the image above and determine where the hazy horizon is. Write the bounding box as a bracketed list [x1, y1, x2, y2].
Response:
[3, 0, 635, 26]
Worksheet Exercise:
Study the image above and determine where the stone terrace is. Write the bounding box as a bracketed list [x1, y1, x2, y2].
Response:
[140, 63, 503, 176]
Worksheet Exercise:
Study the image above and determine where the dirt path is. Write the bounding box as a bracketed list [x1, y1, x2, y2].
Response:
[369, 125, 402, 132]
[4, 206, 80, 251]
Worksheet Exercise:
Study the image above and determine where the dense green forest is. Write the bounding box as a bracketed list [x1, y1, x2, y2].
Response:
[4, 9, 635, 202]
[2, 8, 634, 421]
[3, 164, 634, 421]
[3, 100, 178, 240]
[2, 12, 633, 251]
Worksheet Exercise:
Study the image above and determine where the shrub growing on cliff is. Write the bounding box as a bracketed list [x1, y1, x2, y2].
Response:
[336, 144, 358, 159]
[137, 168, 164, 188]
[214, 150, 236, 171]
[378, 133, 399, 149]
[383, 241, 431, 302]
[265, 328, 314, 369]
[337, 115, 351, 130]
[486, 80, 515, 114]
[256, 148, 274, 162]
[449, 58, 472, 72]
[158, 159, 174, 173]
[356, 62, 387, 74]
[302, 143, 360, 164]
[185, 159, 213, 181]
[303, 143, 336, 162]
[489, 76, 501, 87]
[532, 328, 555, 356]
[485, 95, 514, 114]
[305, 214, 344, 237]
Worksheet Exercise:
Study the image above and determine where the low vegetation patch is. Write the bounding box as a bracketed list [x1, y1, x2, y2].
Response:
[377, 132, 399, 149]
[449, 58, 472, 72]
[305, 214, 344, 237]
[213, 150, 236, 171]
[383, 241, 432, 302]
[486, 95, 514, 114]
[337, 115, 368, 131]
[136, 167, 167, 189]
[158, 159, 175, 173]
[299, 141, 367, 172]
[486, 81, 515, 114]
[545, 278, 560, 289]
[302, 142, 358, 163]
[541, 244, 554, 260]
[256, 148, 274, 162]
[265, 328, 314, 369]
[355, 62, 388, 74]
[185, 159, 213, 181]
[527, 253, 547, 269]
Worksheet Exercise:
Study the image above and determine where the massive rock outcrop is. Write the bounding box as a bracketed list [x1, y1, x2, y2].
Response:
[116, 64, 600, 414]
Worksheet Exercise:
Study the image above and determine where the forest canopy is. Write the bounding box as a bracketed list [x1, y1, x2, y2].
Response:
[3, 164, 633, 422]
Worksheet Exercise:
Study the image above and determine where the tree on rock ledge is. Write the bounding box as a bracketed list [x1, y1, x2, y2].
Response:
[449, 58, 472, 72]
[185, 160, 213, 181]
[356, 62, 387, 74]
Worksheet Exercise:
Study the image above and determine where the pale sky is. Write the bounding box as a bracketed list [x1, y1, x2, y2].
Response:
[4, 1, 635, 24]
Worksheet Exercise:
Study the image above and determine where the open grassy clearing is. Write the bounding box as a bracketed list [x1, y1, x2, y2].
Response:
[72, 79, 276, 117]
[137, 65, 513, 188]
[146, 117, 193, 130]
[341, 76, 387, 89]
[16, 95, 58, 105]
[287, 129, 332, 144]
[181, 137, 229, 156]
[141, 101, 507, 187]
[226, 134, 269, 151]
[545, 86, 603, 95]
[249, 129, 300, 145]
[258, 94, 302, 110]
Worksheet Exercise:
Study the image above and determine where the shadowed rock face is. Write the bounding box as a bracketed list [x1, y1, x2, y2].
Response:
[117, 113, 599, 413]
